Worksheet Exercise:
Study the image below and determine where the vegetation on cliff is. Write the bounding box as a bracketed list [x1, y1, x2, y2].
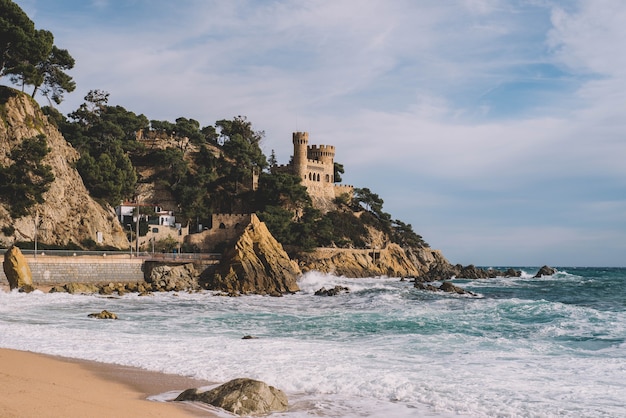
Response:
[0, 133, 53, 217]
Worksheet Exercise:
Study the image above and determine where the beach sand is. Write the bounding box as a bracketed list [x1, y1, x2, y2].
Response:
[0, 348, 216, 417]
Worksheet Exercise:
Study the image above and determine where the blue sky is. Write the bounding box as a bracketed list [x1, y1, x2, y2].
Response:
[11, 0, 626, 267]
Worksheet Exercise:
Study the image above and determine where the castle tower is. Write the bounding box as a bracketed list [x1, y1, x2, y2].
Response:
[292, 131, 309, 180]
[308, 145, 335, 165]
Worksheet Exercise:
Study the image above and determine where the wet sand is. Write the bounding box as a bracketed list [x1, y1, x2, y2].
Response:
[0, 348, 217, 417]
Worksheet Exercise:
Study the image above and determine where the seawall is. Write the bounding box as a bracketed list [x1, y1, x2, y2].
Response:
[1, 254, 219, 285]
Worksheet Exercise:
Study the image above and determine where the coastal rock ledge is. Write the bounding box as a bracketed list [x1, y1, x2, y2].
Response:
[175, 378, 288, 416]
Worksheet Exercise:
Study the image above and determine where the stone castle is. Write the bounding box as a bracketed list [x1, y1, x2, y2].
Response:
[275, 132, 353, 209]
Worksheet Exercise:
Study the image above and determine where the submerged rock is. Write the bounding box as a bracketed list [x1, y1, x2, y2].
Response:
[2, 245, 34, 292]
[439, 281, 475, 295]
[314, 285, 350, 296]
[415, 281, 475, 296]
[87, 310, 118, 319]
[175, 378, 288, 416]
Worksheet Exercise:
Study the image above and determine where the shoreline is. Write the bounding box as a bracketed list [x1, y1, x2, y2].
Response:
[0, 347, 217, 417]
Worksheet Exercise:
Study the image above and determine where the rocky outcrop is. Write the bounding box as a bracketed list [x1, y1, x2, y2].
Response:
[420, 263, 521, 282]
[296, 243, 422, 278]
[202, 215, 301, 295]
[405, 247, 452, 277]
[534, 265, 557, 278]
[175, 378, 288, 416]
[48, 275, 203, 295]
[147, 263, 200, 291]
[2, 246, 34, 292]
[0, 87, 128, 249]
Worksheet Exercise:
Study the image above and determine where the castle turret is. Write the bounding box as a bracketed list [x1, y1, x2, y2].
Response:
[292, 131, 309, 180]
[308, 144, 335, 165]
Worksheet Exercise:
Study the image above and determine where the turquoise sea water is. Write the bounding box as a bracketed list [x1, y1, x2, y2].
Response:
[1, 267, 625, 417]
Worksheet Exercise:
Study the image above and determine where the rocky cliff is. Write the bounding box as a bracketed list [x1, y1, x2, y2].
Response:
[0, 87, 128, 249]
[296, 245, 449, 278]
[203, 214, 301, 295]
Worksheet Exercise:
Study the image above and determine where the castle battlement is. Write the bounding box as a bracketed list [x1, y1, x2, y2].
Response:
[308, 144, 335, 152]
[306, 159, 326, 167]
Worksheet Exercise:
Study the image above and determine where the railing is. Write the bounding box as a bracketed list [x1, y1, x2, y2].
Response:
[0, 248, 221, 261]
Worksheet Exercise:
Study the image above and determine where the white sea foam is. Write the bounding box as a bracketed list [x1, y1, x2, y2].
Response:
[1, 271, 625, 417]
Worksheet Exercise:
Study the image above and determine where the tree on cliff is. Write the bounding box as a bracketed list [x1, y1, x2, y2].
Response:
[0, 0, 75, 104]
[57, 90, 146, 205]
[0, 134, 54, 217]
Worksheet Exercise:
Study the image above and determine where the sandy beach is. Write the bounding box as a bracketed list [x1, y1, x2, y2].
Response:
[0, 348, 215, 417]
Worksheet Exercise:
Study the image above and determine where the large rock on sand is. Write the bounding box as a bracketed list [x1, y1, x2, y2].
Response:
[175, 378, 288, 416]
[203, 214, 300, 295]
[3, 245, 34, 292]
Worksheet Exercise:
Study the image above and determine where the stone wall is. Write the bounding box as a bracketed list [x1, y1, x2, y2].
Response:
[186, 214, 252, 252]
[0, 255, 144, 285]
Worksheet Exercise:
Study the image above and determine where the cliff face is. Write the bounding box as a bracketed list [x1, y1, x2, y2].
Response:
[0, 87, 128, 249]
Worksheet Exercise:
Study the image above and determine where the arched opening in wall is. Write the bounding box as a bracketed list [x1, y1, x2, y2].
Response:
[308, 172, 312, 180]
[234, 223, 241, 229]
[325, 174, 330, 182]
[219, 223, 226, 229]
[317, 173, 320, 181]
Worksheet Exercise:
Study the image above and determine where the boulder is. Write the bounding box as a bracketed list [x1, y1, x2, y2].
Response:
[63, 283, 99, 294]
[203, 215, 300, 295]
[175, 378, 288, 416]
[534, 265, 557, 278]
[148, 263, 200, 291]
[2, 245, 34, 292]
[87, 310, 118, 319]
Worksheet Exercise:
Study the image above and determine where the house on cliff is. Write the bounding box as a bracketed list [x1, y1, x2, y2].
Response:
[115, 202, 187, 252]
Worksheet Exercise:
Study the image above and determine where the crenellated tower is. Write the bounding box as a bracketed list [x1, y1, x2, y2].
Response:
[270, 131, 352, 212]
[307, 144, 335, 166]
[292, 131, 309, 180]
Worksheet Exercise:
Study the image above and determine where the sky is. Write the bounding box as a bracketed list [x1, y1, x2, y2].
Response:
[9, 0, 626, 267]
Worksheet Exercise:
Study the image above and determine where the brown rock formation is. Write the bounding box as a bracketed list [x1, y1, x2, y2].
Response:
[2, 245, 34, 291]
[203, 215, 301, 295]
[175, 378, 288, 416]
[0, 87, 128, 249]
[296, 243, 424, 278]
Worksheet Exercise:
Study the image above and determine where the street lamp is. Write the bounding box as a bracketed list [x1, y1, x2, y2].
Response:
[126, 224, 133, 257]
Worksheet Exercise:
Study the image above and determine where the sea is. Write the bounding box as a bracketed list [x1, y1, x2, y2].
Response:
[1, 267, 625, 417]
